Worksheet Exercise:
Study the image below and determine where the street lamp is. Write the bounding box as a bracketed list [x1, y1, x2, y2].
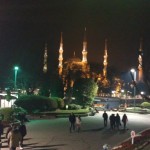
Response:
[14, 66, 19, 90]
[130, 68, 136, 109]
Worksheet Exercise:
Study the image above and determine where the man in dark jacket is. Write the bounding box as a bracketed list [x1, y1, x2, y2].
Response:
[69, 113, 76, 133]
[102, 111, 108, 127]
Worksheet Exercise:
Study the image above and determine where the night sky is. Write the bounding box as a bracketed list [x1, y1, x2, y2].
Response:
[0, 1, 150, 80]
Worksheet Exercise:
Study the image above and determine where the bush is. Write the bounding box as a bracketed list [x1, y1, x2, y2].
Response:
[68, 104, 81, 110]
[15, 95, 65, 113]
[51, 97, 65, 109]
[141, 102, 150, 108]
[0, 107, 28, 124]
[13, 106, 27, 114]
[49, 99, 58, 110]
[15, 95, 51, 113]
[0, 108, 14, 122]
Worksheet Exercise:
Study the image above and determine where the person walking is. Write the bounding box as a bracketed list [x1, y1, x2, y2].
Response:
[76, 115, 81, 132]
[18, 121, 27, 149]
[122, 114, 128, 129]
[109, 114, 115, 130]
[115, 113, 121, 130]
[8, 125, 22, 150]
[69, 113, 76, 133]
[102, 111, 108, 127]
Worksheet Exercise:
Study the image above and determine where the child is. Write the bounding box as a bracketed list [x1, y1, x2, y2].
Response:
[76, 115, 81, 132]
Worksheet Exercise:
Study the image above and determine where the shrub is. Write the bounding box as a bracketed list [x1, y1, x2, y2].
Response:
[15, 95, 66, 113]
[68, 104, 81, 110]
[0, 108, 14, 122]
[141, 102, 150, 108]
[13, 106, 27, 114]
[15, 95, 51, 113]
[59, 99, 65, 108]
[49, 99, 58, 110]
[50, 97, 65, 109]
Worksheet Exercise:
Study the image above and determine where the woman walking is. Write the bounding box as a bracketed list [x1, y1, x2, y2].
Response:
[76, 115, 81, 132]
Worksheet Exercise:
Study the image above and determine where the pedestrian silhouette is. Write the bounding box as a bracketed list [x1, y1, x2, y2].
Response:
[76, 115, 81, 132]
[69, 113, 76, 133]
[109, 114, 115, 130]
[122, 114, 128, 129]
[115, 113, 121, 130]
[102, 111, 108, 127]
[19, 121, 27, 149]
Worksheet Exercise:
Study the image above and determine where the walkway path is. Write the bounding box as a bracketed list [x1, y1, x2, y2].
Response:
[1, 111, 150, 150]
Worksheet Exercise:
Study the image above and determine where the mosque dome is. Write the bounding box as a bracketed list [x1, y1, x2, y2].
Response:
[67, 56, 81, 63]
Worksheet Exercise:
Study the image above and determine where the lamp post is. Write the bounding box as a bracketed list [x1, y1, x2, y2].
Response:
[14, 66, 19, 90]
[130, 68, 136, 109]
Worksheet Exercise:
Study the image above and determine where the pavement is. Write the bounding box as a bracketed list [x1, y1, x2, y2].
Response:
[1, 111, 150, 150]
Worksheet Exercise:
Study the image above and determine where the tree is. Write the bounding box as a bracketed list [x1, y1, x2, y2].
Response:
[73, 78, 98, 106]
[50, 74, 64, 98]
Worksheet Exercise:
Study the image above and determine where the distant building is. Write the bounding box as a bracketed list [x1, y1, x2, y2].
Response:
[0, 92, 17, 108]
[43, 28, 109, 91]
[58, 28, 90, 89]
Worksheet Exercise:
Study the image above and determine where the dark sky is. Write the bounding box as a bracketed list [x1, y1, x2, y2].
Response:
[0, 0, 150, 79]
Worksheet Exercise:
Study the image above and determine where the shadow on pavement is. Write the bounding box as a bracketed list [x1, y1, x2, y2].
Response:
[100, 128, 129, 139]
[24, 137, 33, 141]
[119, 128, 129, 134]
[24, 144, 66, 150]
[82, 127, 104, 132]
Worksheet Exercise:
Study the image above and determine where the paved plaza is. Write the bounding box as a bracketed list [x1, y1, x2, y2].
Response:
[1, 111, 150, 150]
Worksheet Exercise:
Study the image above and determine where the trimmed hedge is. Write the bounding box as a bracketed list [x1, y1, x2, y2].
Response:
[68, 104, 82, 110]
[15, 95, 64, 113]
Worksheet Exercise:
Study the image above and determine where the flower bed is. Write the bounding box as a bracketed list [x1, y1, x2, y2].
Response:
[112, 129, 150, 150]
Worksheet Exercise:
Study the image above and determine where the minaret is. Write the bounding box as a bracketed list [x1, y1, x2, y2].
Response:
[43, 43, 48, 73]
[82, 28, 88, 63]
[103, 39, 108, 78]
[138, 38, 143, 82]
[58, 32, 63, 76]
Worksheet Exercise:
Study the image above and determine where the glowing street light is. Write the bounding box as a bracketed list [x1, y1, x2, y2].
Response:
[14, 66, 19, 90]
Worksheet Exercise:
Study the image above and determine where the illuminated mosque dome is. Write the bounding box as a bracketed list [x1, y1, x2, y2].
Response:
[57, 29, 90, 88]
[64, 53, 87, 71]
[62, 53, 90, 88]
[67, 56, 81, 63]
